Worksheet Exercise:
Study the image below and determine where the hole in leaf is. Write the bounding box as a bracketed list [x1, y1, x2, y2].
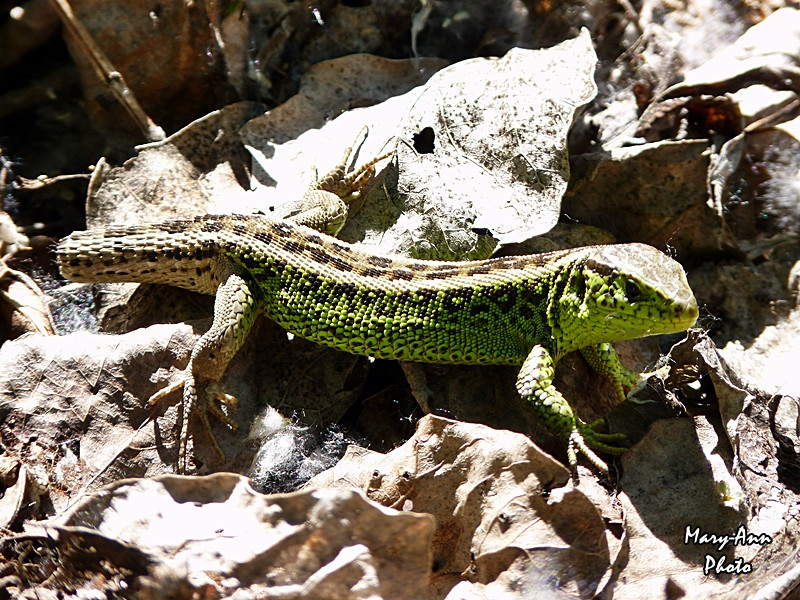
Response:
[413, 127, 435, 154]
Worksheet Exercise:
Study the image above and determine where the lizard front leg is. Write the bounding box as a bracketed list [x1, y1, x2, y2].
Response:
[581, 343, 668, 401]
[150, 269, 260, 472]
[517, 345, 628, 474]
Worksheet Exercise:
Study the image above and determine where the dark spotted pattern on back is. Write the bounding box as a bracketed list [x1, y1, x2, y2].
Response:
[391, 269, 414, 281]
[310, 250, 354, 273]
[271, 221, 295, 238]
[367, 255, 392, 268]
[331, 241, 351, 253]
[253, 231, 273, 245]
[467, 264, 492, 276]
[424, 268, 460, 280]
[200, 220, 223, 233]
[154, 220, 190, 235]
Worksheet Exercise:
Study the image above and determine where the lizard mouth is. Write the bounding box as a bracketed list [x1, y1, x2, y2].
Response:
[674, 294, 699, 330]
[644, 295, 698, 336]
[604, 293, 699, 338]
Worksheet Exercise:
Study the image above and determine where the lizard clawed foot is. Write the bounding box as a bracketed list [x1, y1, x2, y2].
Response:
[566, 418, 629, 475]
[149, 377, 239, 472]
[147, 380, 238, 428]
[200, 382, 239, 430]
[189, 381, 239, 469]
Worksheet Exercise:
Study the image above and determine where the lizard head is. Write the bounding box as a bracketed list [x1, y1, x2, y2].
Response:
[556, 243, 698, 353]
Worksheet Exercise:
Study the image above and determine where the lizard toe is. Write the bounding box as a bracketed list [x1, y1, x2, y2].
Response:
[147, 380, 184, 407]
[204, 382, 239, 430]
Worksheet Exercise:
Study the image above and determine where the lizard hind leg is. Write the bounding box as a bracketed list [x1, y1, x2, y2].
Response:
[172, 270, 260, 472]
[290, 134, 393, 235]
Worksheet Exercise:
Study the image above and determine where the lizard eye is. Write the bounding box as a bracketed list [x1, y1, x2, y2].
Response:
[625, 280, 642, 301]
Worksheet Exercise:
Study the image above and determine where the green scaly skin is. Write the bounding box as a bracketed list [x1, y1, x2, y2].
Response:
[57, 153, 699, 474]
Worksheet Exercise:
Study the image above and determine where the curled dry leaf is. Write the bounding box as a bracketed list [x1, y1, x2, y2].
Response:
[305, 415, 615, 599]
[566, 139, 720, 259]
[0, 262, 56, 340]
[611, 329, 800, 598]
[663, 8, 800, 105]
[10, 474, 432, 600]
[636, 8, 800, 144]
[247, 32, 599, 258]
[0, 211, 55, 340]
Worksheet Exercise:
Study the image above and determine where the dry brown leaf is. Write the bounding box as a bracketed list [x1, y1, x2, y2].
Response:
[719, 307, 800, 403]
[85, 101, 267, 228]
[61, 0, 234, 138]
[607, 330, 800, 599]
[245, 33, 598, 259]
[565, 139, 720, 259]
[0, 311, 372, 488]
[0, 212, 56, 340]
[9, 474, 433, 599]
[0, 263, 56, 339]
[0, 323, 196, 502]
[663, 8, 800, 106]
[305, 415, 616, 599]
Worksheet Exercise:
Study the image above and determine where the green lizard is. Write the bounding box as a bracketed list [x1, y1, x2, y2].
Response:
[57, 148, 698, 474]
